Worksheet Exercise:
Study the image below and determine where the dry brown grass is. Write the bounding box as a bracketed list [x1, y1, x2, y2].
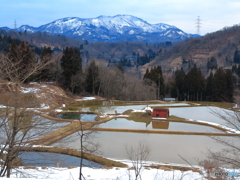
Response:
[146, 165, 202, 174]
[23, 166, 37, 169]
[167, 115, 187, 121]
[189, 101, 233, 109]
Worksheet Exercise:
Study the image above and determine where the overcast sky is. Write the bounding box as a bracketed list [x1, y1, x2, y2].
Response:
[1, 0, 240, 35]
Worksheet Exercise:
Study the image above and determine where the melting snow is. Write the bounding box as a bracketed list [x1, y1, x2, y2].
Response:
[55, 109, 63, 112]
[3, 159, 208, 180]
[187, 119, 240, 134]
[75, 97, 96, 101]
[0, 105, 7, 108]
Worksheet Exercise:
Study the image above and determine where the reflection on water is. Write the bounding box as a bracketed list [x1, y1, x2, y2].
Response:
[152, 121, 169, 129]
[54, 131, 235, 165]
[57, 113, 97, 121]
[0, 116, 69, 143]
[99, 118, 222, 132]
[78, 103, 188, 114]
[52, 105, 238, 165]
[19, 152, 102, 168]
[169, 106, 234, 128]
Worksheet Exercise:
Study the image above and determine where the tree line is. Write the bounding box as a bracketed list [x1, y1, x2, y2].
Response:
[167, 65, 234, 102]
[0, 39, 237, 102]
[0, 40, 157, 101]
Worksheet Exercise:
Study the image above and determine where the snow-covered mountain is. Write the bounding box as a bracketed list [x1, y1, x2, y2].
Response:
[1, 15, 200, 42]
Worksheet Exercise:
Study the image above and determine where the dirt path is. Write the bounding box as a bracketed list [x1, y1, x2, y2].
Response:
[91, 127, 240, 136]
[28, 120, 102, 146]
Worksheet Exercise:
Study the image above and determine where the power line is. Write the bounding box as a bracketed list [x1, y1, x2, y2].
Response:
[195, 16, 201, 35]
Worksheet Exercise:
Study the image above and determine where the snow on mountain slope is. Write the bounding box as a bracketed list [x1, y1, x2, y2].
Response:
[2, 15, 200, 42]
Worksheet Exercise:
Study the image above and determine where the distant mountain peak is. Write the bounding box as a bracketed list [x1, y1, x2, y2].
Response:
[1, 14, 200, 42]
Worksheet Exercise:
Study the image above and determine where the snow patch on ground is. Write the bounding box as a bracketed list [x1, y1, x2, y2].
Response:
[0, 104, 7, 108]
[188, 119, 240, 134]
[132, 106, 153, 113]
[150, 103, 190, 107]
[55, 109, 63, 112]
[5, 160, 207, 180]
[40, 104, 50, 109]
[152, 117, 167, 120]
[20, 87, 39, 93]
[75, 97, 96, 101]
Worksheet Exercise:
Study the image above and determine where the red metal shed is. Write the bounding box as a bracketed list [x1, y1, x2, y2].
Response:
[152, 108, 169, 119]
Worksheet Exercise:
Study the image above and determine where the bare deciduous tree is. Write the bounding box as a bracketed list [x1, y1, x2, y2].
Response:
[0, 51, 59, 177]
[76, 119, 100, 180]
[98, 63, 157, 101]
[207, 107, 240, 169]
[125, 141, 151, 180]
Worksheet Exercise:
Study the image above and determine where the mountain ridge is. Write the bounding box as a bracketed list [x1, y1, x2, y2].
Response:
[1, 15, 200, 43]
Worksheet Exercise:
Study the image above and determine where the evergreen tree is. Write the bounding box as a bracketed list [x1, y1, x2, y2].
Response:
[225, 69, 234, 102]
[213, 68, 228, 102]
[207, 56, 218, 70]
[60, 47, 82, 92]
[7, 41, 35, 83]
[232, 65, 237, 74]
[143, 66, 165, 99]
[37, 46, 53, 81]
[85, 60, 100, 95]
[174, 68, 186, 101]
[184, 65, 205, 101]
[205, 71, 214, 101]
[234, 49, 240, 64]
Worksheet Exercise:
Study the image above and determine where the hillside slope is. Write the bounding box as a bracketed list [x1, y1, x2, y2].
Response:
[147, 25, 240, 75]
[0, 82, 73, 109]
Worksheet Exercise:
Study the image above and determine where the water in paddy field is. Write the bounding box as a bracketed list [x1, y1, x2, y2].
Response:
[75, 103, 189, 114]
[169, 106, 236, 127]
[0, 116, 69, 142]
[55, 131, 236, 165]
[56, 113, 97, 121]
[99, 118, 223, 133]
[19, 152, 102, 168]
[53, 104, 239, 165]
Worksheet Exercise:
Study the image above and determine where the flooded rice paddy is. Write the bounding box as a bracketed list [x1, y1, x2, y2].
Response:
[99, 118, 223, 132]
[51, 102, 238, 165]
[55, 131, 234, 165]
[72, 102, 189, 114]
[169, 106, 234, 127]
[19, 152, 102, 168]
[56, 113, 97, 121]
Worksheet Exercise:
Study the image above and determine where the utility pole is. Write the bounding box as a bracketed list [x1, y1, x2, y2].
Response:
[195, 16, 201, 35]
[14, 19, 17, 29]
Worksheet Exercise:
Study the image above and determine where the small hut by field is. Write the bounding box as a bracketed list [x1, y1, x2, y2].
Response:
[152, 108, 169, 119]
[163, 98, 176, 102]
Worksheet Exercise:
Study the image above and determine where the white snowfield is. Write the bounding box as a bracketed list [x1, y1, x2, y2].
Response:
[3, 160, 207, 180]
[4, 160, 240, 180]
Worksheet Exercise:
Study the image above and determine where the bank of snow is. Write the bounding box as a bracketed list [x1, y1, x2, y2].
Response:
[5, 160, 206, 180]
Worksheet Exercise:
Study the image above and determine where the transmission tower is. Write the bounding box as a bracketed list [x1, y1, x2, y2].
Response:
[195, 16, 201, 35]
[14, 19, 17, 29]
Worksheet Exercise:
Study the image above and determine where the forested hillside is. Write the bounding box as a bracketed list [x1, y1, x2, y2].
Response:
[1, 24, 240, 102]
[149, 25, 240, 75]
[0, 29, 169, 68]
